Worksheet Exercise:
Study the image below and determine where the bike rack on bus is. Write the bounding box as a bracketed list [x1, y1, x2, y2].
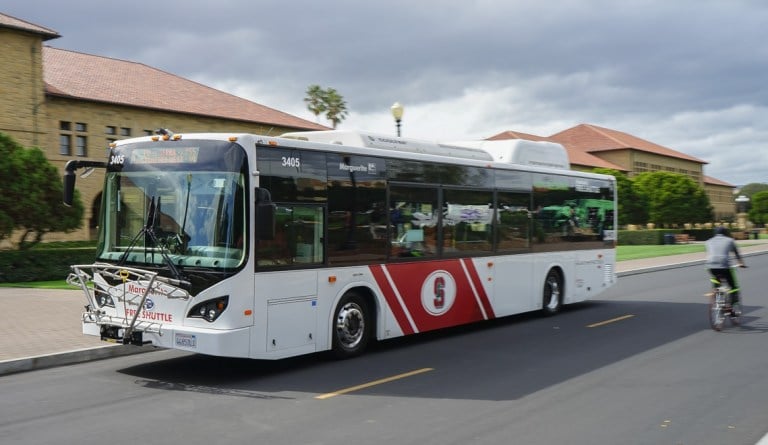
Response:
[67, 264, 191, 345]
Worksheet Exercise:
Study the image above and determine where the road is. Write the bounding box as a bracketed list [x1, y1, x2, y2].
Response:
[2, 257, 768, 445]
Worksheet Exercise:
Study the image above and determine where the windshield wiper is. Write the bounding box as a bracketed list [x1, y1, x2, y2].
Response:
[117, 196, 190, 288]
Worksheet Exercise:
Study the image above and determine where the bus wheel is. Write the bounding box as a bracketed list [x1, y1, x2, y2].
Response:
[332, 292, 371, 358]
[542, 269, 563, 315]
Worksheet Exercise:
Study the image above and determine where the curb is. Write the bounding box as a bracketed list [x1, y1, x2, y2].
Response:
[0, 344, 159, 376]
[618, 259, 704, 277]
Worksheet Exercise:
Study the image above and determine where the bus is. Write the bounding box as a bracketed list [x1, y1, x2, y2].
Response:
[64, 130, 617, 360]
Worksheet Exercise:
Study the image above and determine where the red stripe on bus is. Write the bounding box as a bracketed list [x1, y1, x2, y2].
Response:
[371, 260, 489, 333]
[461, 259, 496, 319]
[369, 265, 416, 335]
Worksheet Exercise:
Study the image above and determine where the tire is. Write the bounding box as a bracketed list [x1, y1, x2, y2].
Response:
[541, 269, 563, 315]
[709, 293, 724, 331]
[730, 300, 742, 326]
[331, 292, 372, 359]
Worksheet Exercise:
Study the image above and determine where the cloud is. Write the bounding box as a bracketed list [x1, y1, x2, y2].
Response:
[4, 0, 768, 184]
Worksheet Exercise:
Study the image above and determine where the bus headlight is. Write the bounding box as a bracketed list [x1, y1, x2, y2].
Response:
[188, 296, 229, 322]
[96, 292, 115, 308]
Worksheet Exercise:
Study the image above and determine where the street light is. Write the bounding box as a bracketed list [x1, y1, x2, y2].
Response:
[735, 195, 750, 213]
[390, 102, 404, 137]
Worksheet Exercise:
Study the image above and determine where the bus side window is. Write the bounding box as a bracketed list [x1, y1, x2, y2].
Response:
[389, 186, 438, 258]
[289, 206, 324, 264]
[256, 204, 324, 267]
[496, 191, 532, 252]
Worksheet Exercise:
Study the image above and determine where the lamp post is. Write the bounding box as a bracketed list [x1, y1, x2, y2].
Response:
[735, 195, 750, 213]
[735, 194, 750, 230]
[390, 102, 404, 137]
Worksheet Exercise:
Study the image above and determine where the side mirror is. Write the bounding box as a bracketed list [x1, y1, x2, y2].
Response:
[255, 188, 275, 240]
[63, 160, 107, 206]
[63, 169, 76, 206]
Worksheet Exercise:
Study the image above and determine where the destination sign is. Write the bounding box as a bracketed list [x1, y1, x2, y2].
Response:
[130, 147, 200, 164]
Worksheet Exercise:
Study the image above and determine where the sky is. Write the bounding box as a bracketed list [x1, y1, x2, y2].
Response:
[5, 0, 768, 186]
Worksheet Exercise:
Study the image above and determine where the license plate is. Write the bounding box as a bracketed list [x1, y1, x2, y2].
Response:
[175, 333, 197, 348]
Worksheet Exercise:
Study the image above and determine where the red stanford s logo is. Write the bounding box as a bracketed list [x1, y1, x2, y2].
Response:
[421, 270, 456, 316]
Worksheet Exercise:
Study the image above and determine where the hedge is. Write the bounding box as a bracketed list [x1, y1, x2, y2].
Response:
[618, 229, 715, 245]
[0, 247, 96, 283]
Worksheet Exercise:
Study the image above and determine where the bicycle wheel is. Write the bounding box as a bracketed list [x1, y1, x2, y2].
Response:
[730, 300, 742, 326]
[709, 293, 725, 331]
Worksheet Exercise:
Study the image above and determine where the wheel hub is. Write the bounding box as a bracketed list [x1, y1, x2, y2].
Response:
[336, 303, 364, 348]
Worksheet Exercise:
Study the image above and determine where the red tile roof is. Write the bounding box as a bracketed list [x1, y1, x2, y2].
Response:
[0, 13, 60, 40]
[487, 129, 628, 172]
[550, 123, 707, 164]
[42, 47, 327, 131]
[704, 175, 734, 187]
[487, 130, 550, 142]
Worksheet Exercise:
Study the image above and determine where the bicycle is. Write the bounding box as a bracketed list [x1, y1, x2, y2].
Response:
[708, 265, 746, 331]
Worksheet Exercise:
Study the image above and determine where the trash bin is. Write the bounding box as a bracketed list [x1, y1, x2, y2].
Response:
[664, 233, 675, 245]
[753, 230, 760, 240]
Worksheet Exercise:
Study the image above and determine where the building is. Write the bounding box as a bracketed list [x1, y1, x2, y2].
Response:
[488, 124, 736, 221]
[0, 12, 327, 242]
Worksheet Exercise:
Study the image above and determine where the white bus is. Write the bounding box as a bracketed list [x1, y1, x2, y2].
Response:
[64, 130, 617, 359]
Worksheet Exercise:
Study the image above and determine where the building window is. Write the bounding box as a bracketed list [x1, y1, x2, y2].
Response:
[60, 121, 71, 131]
[59, 134, 71, 155]
[105, 126, 116, 135]
[120, 127, 131, 137]
[75, 122, 87, 132]
[143, 129, 154, 136]
[76, 135, 87, 157]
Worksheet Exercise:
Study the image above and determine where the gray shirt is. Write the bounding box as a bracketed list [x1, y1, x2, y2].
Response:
[705, 234, 742, 269]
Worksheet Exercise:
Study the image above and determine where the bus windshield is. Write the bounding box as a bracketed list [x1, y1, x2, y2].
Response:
[96, 140, 247, 270]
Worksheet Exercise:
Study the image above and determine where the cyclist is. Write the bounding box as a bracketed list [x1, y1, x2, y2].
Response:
[705, 226, 745, 312]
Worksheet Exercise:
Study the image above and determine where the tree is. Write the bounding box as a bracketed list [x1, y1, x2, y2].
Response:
[738, 183, 768, 199]
[736, 183, 768, 213]
[303, 84, 327, 123]
[323, 87, 348, 129]
[303, 85, 349, 129]
[632, 171, 712, 226]
[748, 190, 768, 226]
[592, 168, 648, 226]
[0, 132, 21, 240]
[0, 132, 84, 249]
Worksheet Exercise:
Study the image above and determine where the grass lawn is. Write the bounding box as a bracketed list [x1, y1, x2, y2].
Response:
[615, 244, 704, 261]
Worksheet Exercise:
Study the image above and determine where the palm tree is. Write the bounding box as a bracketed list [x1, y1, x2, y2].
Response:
[323, 87, 348, 129]
[303, 84, 327, 123]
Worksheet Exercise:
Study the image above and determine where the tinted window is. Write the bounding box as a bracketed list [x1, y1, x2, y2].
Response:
[389, 185, 439, 259]
[256, 148, 327, 202]
[327, 155, 388, 264]
[443, 188, 494, 255]
[532, 173, 614, 250]
[497, 191, 532, 252]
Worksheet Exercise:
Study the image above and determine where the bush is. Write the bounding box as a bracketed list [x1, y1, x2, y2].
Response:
[0, 244, 96, 282]
[619, 229, 707, 245]
[618, 229, 663, 245]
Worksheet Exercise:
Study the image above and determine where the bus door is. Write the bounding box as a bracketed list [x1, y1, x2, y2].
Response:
[253, 203, 325, 357]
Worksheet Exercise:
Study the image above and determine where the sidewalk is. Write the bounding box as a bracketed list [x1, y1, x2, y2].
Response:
[2, 240, 767, 376]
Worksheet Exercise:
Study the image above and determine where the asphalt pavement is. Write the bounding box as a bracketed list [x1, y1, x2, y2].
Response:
[2, 240, 767, 376]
